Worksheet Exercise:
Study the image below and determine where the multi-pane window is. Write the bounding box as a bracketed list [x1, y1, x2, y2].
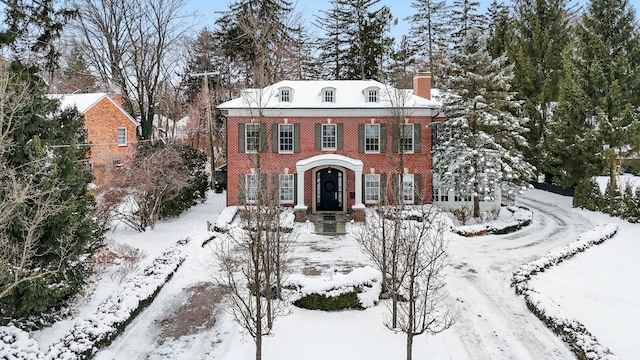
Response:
[322, 124, 337, 150]
[245, 124, 260, 153]
[434, 187, 449, 202]
[280, 88, 291, 102]
[365, 124, 380, 153]
[279, 174, 294, 203]
[117, 127, 127, 146]
[279, 124, 294, 153]
[365, 174, 380, 204]
[454, 192, 471, 202]
[367, 89, 378, 102]
[403, 174, 414, 204]
[324, 89, 335, 103]
[400, 124, 414, 153]
[245, 174, 258, 203]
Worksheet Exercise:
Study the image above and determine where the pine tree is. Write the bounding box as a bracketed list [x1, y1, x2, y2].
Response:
[407, 0, 451, 74]
[450, 0, 486, 48]
[548, 0, 640, 188]
[433, 30, 534, 218]
[510, 0, 572, 179]
[486, 0, 511, 59]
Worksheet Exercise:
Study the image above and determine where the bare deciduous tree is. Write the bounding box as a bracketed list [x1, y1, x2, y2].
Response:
[99, 146, 191, 231]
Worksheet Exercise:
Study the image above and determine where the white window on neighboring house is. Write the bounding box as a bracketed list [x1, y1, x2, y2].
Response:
[323, 88, 335, 103]
[117, 127, 127, 146]
[365, 88, 379, 103]
[365, 124, 380, 153]
[245, 124, 260, 153]
[454, 191, 471, 202]
[403, 174, 414, 204]
[322, 124, 337, 150]
[365, 174, 380, 204]
[434, 187, 448, 202]
[279, 124, 294, 153]
[400, 124, 414, 153]
[245, 174, 258, 203]
[279, 174, 294, 204]
[280, 87, 293, 102]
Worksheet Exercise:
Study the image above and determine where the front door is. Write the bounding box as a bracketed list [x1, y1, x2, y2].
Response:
[316, 168, 343, 212]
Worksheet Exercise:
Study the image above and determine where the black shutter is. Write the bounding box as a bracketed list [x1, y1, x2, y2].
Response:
[315, 124, 321, 150]
[358, 124, 365, 153]
[259, 124, 267, 153]
[238, 123, 245, 153]
[392, 124, 399, 153]
[337, 123, 343, 150]
[392, 173, 399, 202]
[380, 124, 387, 153]
[414, 124, 421, 153]
[272, 124, 278, 153]
[238, 174, 246, 203]
[293, 174, 298, 203]
[380, 173, 387, 203]
[294, 124, 300, 153]
[272, 173, 280, 199]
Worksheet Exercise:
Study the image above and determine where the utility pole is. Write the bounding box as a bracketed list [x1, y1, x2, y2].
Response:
[190, 71, 219, 190]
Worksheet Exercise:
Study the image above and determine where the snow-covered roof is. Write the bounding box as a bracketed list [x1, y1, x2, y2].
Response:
[47, 93, 138, 126]
[218, 80, 440, 110]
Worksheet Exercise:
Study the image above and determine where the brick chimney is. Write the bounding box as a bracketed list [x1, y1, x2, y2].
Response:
[108, 93, 123, 106]
[412, 71, 432, 100]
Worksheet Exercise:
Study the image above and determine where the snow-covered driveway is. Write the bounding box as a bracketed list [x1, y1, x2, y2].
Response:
[445, 190, 593, 359]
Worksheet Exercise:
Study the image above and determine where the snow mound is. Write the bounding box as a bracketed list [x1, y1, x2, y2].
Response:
[453, 206, 532, 236]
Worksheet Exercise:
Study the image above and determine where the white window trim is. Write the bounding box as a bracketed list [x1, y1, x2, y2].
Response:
[364, 124, 380, 154]
[279, 87, 294, 102]
[117, 127, 127, 146]
[400, 124, 414, 154]
[278, 124, 294, 154]
[322, 123, 337, 151]
[322, 87, 336, 103]
[364, 87, 380, 103]
[245, 123, 260, 154]
[279, 174, 295, 204]
[364, 174, 380, 204]
[245, 174, 258, 203]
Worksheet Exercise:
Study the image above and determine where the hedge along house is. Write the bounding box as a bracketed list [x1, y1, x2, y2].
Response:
[218, 72, 441, 221]
[48, 93, 138, 186]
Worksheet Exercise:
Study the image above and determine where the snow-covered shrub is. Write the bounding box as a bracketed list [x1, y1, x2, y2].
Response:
[286, 267, 381, 311]
[213, 206, 238, 233]
[0, 325, 42, 360]
[453, 206, 532, 237]
[575, 177, 640, 223]
[511, 224, 619, 360]
[46, 240, 189, 359]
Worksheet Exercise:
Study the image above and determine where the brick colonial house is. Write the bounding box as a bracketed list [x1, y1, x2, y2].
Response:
[218, 72, 442, 221]
[49, 93, 138, 185]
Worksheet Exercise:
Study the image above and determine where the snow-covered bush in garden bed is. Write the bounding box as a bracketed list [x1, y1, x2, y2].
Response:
[511, 224, 619, 360]
[286, 266, 381, 310]
[45, 239, 189, 359]
[453, 206, 532, 236]
[0, 325, 43, 360]
[214, 206, 295, 233]
[214, 206, 238, 232]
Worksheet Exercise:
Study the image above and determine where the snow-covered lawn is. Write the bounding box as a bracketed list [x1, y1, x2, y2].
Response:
[2, 189, 638, 359]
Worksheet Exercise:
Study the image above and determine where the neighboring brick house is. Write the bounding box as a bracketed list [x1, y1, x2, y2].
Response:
[48, 93, 138, 185]
[219, 72, 443, 221]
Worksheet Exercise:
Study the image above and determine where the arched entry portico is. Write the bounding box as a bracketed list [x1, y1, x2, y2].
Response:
[294, 154, 364, 216]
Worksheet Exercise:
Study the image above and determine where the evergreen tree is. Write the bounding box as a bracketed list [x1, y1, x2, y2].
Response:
[486, 0, 511, 59]
[510, 0, 572, 179]
[433, 30, 534, 218]
[548, 0, 640, 188]
[1, 63, 102, 320]
[315, 0, 394, 80]
[407, 0, 451, 74]
[450, 0, 486, 48]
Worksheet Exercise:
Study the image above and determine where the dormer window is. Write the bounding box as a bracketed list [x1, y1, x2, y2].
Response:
[322, 87, 336, 103]
[279, 87, 294, 102]
[364, 87, 380, 103]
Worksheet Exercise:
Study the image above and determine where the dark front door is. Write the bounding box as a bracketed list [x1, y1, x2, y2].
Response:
[316, 168, 343, 211]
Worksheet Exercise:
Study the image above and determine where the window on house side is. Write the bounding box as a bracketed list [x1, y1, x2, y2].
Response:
[400, 124, 414, 153]
[280, 174, 294, 203]
[403, 174, 414, 204]
[279, 124, 294, 153]
[454, 191, 471, 202]
[434, 187, 448, 202]
[365, 174, 380, 204]
[117, 128, 127, 146]
[324, 89, 335, 103]
[365, 124, 380, 153]
[245, 124, 260, 153]
[322, 124, 337, 150]
[245, 174, 258, 203]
